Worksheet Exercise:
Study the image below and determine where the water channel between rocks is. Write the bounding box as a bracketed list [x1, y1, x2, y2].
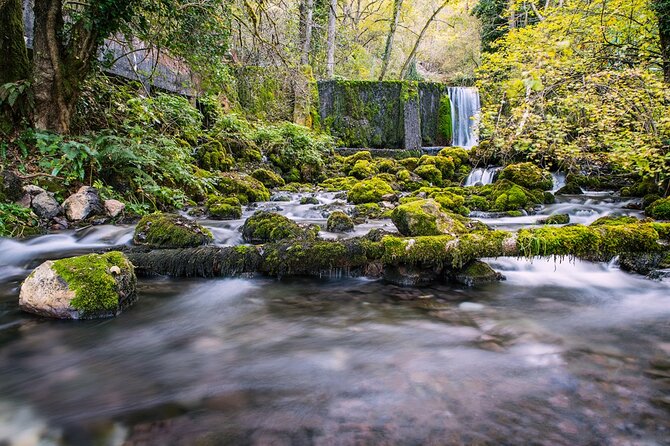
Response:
[0, 189, 668, 445]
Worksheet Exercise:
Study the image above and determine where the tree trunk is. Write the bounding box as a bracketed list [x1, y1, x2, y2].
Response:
[32, 0, 100, 133]
[399, 0, 449, 79]
[379, 0, 403, 80]
[301, 0, 314, 66]
[653, 0, 670, 83]
[0, 0, 30, 86]
[326, 0, 337, 78]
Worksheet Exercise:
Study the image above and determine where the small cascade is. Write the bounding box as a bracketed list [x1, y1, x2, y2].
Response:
[465, 166, 501, 186]
[551, 172, 567, 192]
[448, 87, 481, 148]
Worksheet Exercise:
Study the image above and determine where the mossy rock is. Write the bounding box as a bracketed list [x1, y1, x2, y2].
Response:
[414, 164, 443, 186]
[0, 170, 23, 202]
[391, 199, 468, 236]
[343, 151, 373, 170]
[241, 211, 318, 244]
[348, 178, 394, 204]
[19, 252, 137, 319]
[377, 159, 399, 173]
[215, 172, 270, 204]
[451, 260, 504, 287]
[417, 155, 455, 179]
[646, 198, 670, 220]
[326, 211, 355, 232]
[437, 147, 469, 168]
[320, 176, 360, 192]
[590, 216, 640, 226]
[499, 163, 553, 191]
[206, 196, 242, 220]
[556, 182, 583, 195]
[398, 157, 419, 171]
[350, 159, 377, 179]
[300, 196, 320, 205]
[353, 203, 386, 220]
[538, 213, 570, 225]
[489, 180, 544, 212]
[251, 168, 285, 188]
[134, 213, 214, 248]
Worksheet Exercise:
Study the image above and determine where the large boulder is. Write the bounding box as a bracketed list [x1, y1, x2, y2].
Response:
[134, 213, 214, 248]
[62, 186, 104, 221]
[391, 199, 467, 236]
[498, 163, 553, 191]
[19, 252, 136, 319]
[31, 192, 62, 219]
[347, 178, 394, 204]
[646, 197, 670, 220]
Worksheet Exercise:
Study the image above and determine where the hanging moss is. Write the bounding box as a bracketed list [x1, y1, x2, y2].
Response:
[437, 94, 453, 145]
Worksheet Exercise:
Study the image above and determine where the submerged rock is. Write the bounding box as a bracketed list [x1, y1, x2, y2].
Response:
[326, 211, 354, 232]
[538, 213, 570, 225]
[19, 252, 136, 319]
[451, 260, 505, 287]
[63, 186, 104, 221]
[391, 199, 467, 236]
[134, 213, 213, 248]
[555, 182, 583, 195]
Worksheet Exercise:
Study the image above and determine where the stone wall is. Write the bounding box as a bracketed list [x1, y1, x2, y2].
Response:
[317, 80, 452, 150]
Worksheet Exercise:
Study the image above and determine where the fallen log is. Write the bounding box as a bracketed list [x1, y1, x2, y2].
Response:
[124, 222, 670, 285]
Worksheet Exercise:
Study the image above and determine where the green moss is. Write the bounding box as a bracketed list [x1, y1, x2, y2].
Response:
[437, 95, 453, 144]
[414, 164, 443, 186]
[319, 176, 359, 192]
[251, 168, 285, 188]
[399, 157, 419, 171]
[327, 211, 355, 232]
[51, 252, 135, 315]
[555, 182, 583, 195]
[300, 196, 319, 205]
[242, 211, 316, 244]
[134, 213, 213, 248]
[353, 203, 385, 220]
[215, 172, 270, 204]
[499, 163, 553, 191]
[350, 159, 377, 179]
[348, 178, 394, 204]
[437, 147, 469, 168]
[206, 196, 242, 220]
[590, 216, 640, 226]
[391, 199, 468, 236]
[538, 213, 570, 225]
[646, 197, 670, 220]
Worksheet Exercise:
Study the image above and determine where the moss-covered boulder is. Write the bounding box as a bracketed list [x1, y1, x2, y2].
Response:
[590, 216, 640, 226]
[300, 196, 320, 205]
[348, 178, 394, 204]
[241, 211, 317, 243]
[538, 214, 570, 225]
[206, 196, 242, 220]
[320, 176, 360, 192]
[19, 252, 137, 319]
[251, 168, 285, 188]
[391, 199, 468, 236]
[489, 180, 543, 212]
[499, 163, 553, 191]
[438, 147, 470, 169]
[326, 211, 355, 232]
[555, 182, 583, 195]
[350, 159, 377, 179]
[417, 155, 455, 180]
[134, 213, 214, 248]
[414, 164, 442, 186]
[215, 172, 270, 204]
[646, 197, 670, 220]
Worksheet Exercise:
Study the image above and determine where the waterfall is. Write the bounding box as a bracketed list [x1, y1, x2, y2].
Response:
[465, 166, 501, 186]
[448, 87, 481, 148]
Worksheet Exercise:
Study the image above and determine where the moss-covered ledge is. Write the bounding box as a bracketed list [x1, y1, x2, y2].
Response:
[124, 222, 670, 284]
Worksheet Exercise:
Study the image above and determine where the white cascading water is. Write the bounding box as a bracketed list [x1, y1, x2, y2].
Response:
[465, 166, 501, 186]
[448, 87, 481, 148]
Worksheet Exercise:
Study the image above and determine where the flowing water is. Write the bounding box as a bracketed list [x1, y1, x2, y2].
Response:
[464, 166, 501, 186]
[1, 190, 668, 445]
[448, 87, 481, 149]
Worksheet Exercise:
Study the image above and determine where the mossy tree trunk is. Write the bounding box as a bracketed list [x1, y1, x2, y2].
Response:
[0, 0, 30, 86]
[653, 0, 670, 83]
[379, 0, 403, 81]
